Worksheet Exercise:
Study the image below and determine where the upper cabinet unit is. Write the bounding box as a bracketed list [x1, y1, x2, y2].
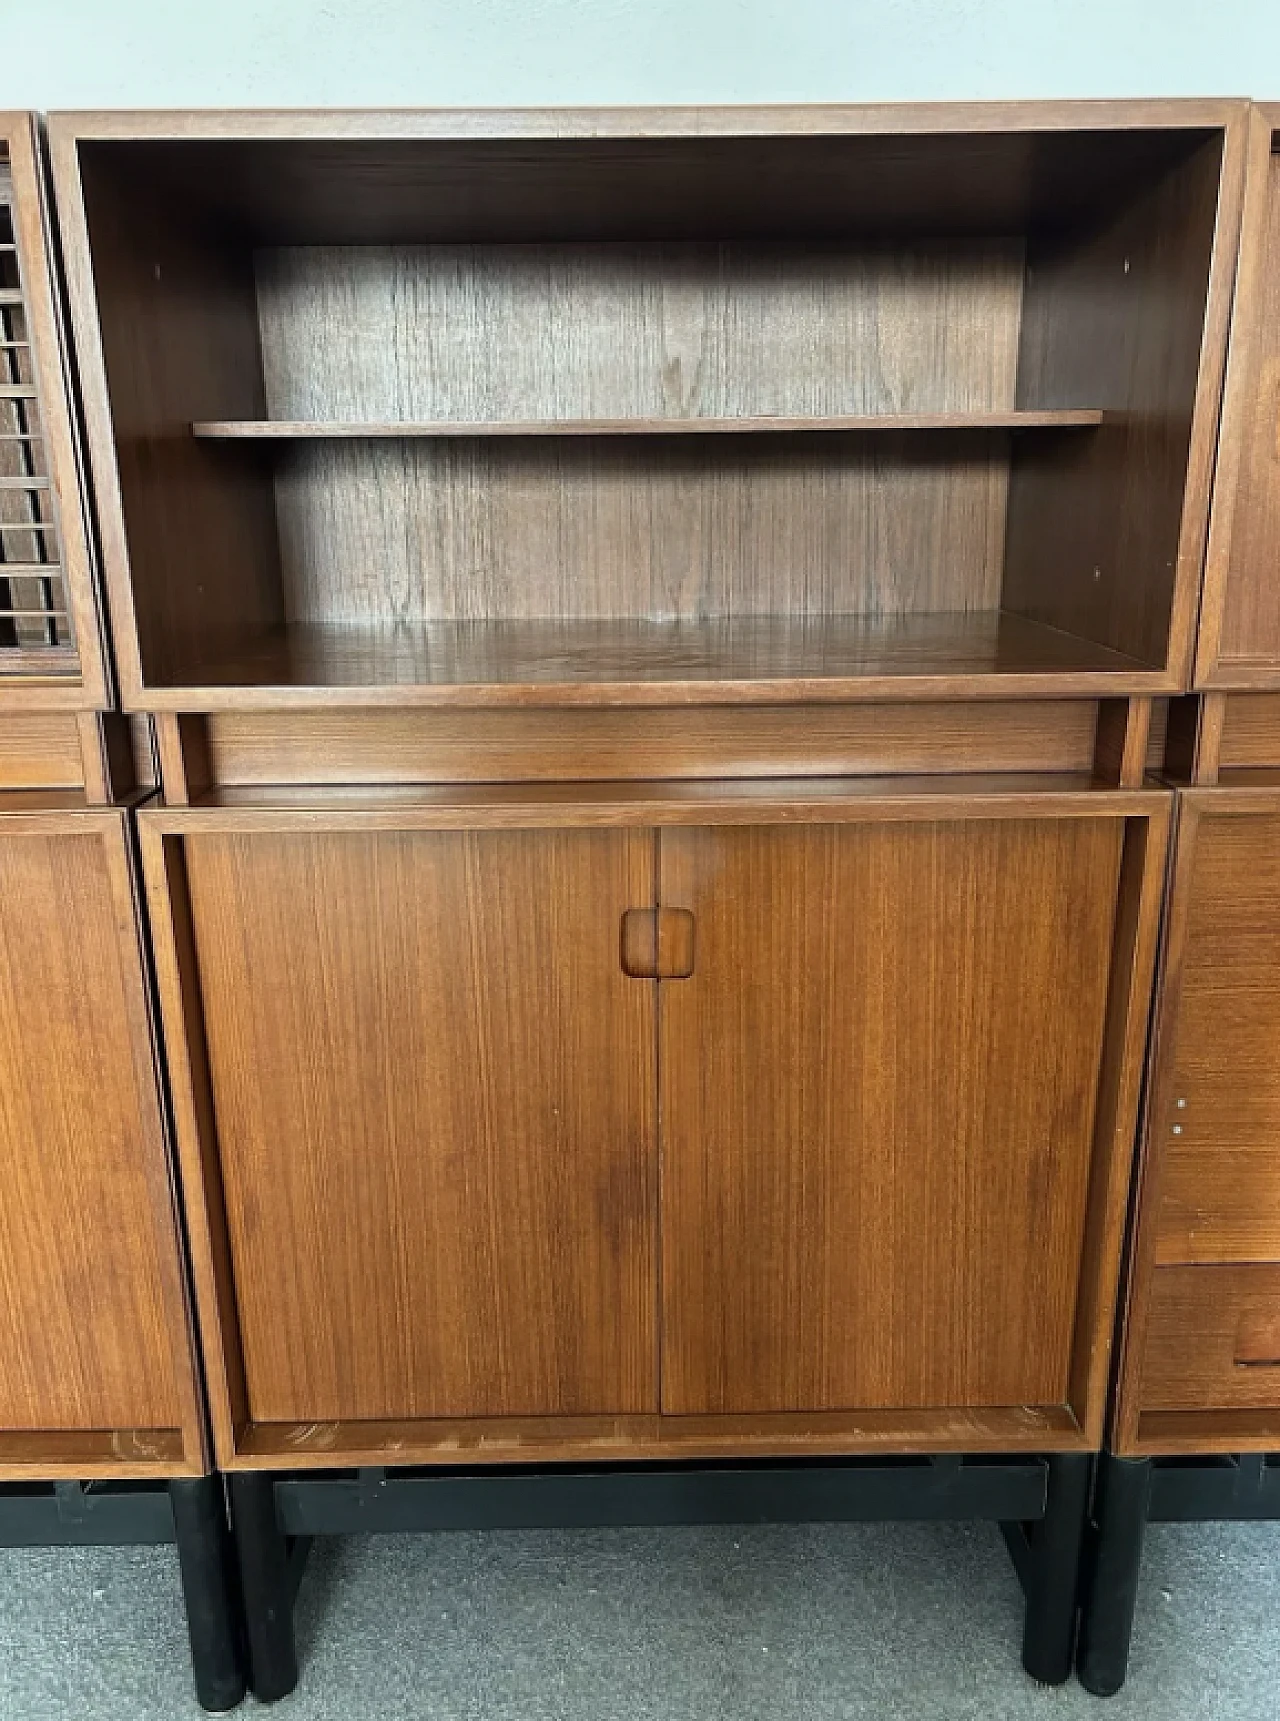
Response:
[1195, 105, 1280, 689]
[48, 104, 1245, 711]
[0, 114, 107, 708]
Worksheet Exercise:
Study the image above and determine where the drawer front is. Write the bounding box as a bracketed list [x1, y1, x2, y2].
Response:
[1142, 1264, 1280, 1412]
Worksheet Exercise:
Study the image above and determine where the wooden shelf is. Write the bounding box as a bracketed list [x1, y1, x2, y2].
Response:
[192, 409, 1107, 441]
[153, 610, 1159, 708]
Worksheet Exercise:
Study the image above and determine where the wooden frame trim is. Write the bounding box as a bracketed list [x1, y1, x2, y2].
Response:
[146, 777, 1168, 832]
[0, 113, 109, 711]
[1066, 799, 1172, 1446]
[1195, 105, 1280, 690]
[137, 788, 1168, 1468]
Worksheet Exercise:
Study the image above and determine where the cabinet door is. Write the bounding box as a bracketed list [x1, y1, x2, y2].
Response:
[1152, 807, 1280, 1266]
[182, 825, 657, 1425]
[659, 816, 1124, 1415]
[0, 811, 196, 1469]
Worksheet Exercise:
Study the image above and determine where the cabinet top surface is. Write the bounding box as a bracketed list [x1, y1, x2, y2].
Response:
[47, 99, 1246, 144]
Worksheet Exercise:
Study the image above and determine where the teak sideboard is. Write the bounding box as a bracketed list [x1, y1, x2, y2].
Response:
[1079, 103, 1280, 1696]
[0, 111, 242, 1712]
[35, 99, 1254, 1699]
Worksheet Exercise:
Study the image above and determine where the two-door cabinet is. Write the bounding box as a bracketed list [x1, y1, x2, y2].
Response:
[1079, 104, 1280, 1696]
[0, 112, 241, 1712]
[45, 101, 1247, 1697]
[138, 784, 1168, 1465]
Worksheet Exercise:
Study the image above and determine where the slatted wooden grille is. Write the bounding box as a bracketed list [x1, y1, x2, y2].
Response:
[0, 161, 74, 671]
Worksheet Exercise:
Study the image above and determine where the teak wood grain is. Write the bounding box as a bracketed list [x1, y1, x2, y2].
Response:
[1141, 1264, 1280, 1412]
[159, 700, 1106, 795]
[1113, 784, 1280, 1453]
[0, 807, 203, 1476]
[139, 789, 1166, 1465]
[129, 613, 1161, 713]
[1151, 806, 1280, 1264]
[181, 826, 659, 1423]
[1196, 107, 1280, 686]
[658, 817, 1124, 1415]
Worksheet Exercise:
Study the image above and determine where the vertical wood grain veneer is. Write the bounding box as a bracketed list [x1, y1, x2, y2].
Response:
[0, 807, 205, 1476]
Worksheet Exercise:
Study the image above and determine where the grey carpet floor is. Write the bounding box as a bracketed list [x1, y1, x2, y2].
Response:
[1, 1520, 1277, 1718]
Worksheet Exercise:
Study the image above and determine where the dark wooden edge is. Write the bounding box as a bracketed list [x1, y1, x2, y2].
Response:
[136, 817, 251, 1466]
[1194, 105, 1278, 688]
[1094, 698, 1154, 787]
[0, 113, 110, 712]
[0, 802, 208, 1477]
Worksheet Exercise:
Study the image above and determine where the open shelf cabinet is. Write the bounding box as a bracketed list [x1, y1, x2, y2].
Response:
[49, 104, 1244, 709]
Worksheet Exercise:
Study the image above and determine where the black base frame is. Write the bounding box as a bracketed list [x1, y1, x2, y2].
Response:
[229, 1450, 1092, 1702]
[1077, 1450, 1280, 1696]
[0, 1475, 246, 1713]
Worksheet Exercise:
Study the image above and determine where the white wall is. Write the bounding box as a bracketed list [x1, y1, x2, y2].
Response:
[0, 0, 1274, 111]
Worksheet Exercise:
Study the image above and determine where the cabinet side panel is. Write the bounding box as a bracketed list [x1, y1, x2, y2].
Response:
[659, 816, 1123, 1415]
[0, 826, 183, 1431]
[1216, 149, 1280, 668]
[1004, 134, 1227, 672]
[183, 825, 658, 1422]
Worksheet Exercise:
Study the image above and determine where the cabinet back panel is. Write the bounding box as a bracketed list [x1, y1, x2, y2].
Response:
[184, 826, 658, 1423]
[1217, 148, 1280, 668]
[273, 434, 1007, 625]
[257, 240, 1023, 422]
[1155, 810, 1280, 1264]
[0, 829, 183, 1432]
[659, 815, 1123, 1415]
[262, 238, 1016, 626]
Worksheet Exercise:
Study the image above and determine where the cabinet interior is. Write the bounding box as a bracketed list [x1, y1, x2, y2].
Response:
[74, 124, 1224, 702]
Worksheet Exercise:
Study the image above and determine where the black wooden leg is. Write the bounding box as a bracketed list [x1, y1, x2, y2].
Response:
[1002, 1452, 1091, 1685]
[1077, 1454, 1152, 1696]
[169, 1476, 246, 1713]
[229, 1471, 299, 1701]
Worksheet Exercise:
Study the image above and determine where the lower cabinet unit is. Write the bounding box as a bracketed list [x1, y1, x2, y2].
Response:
[138, 784, 1169, 1471]
[0, 805, 199, 1473]
[1080, 785, 1280, 1694]
[0, 797, 242, 1711]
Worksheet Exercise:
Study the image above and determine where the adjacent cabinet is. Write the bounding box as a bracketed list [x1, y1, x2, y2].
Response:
[0, 112, 243, 1713]
[1078, 104, 1280, 1697]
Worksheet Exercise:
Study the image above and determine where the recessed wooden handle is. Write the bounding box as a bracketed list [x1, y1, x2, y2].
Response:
[1234, 1306, 1280, 1368]
[621, 908, 695, 980]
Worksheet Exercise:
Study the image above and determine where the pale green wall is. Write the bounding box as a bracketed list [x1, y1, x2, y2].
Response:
[0, 0, 1273, 109]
